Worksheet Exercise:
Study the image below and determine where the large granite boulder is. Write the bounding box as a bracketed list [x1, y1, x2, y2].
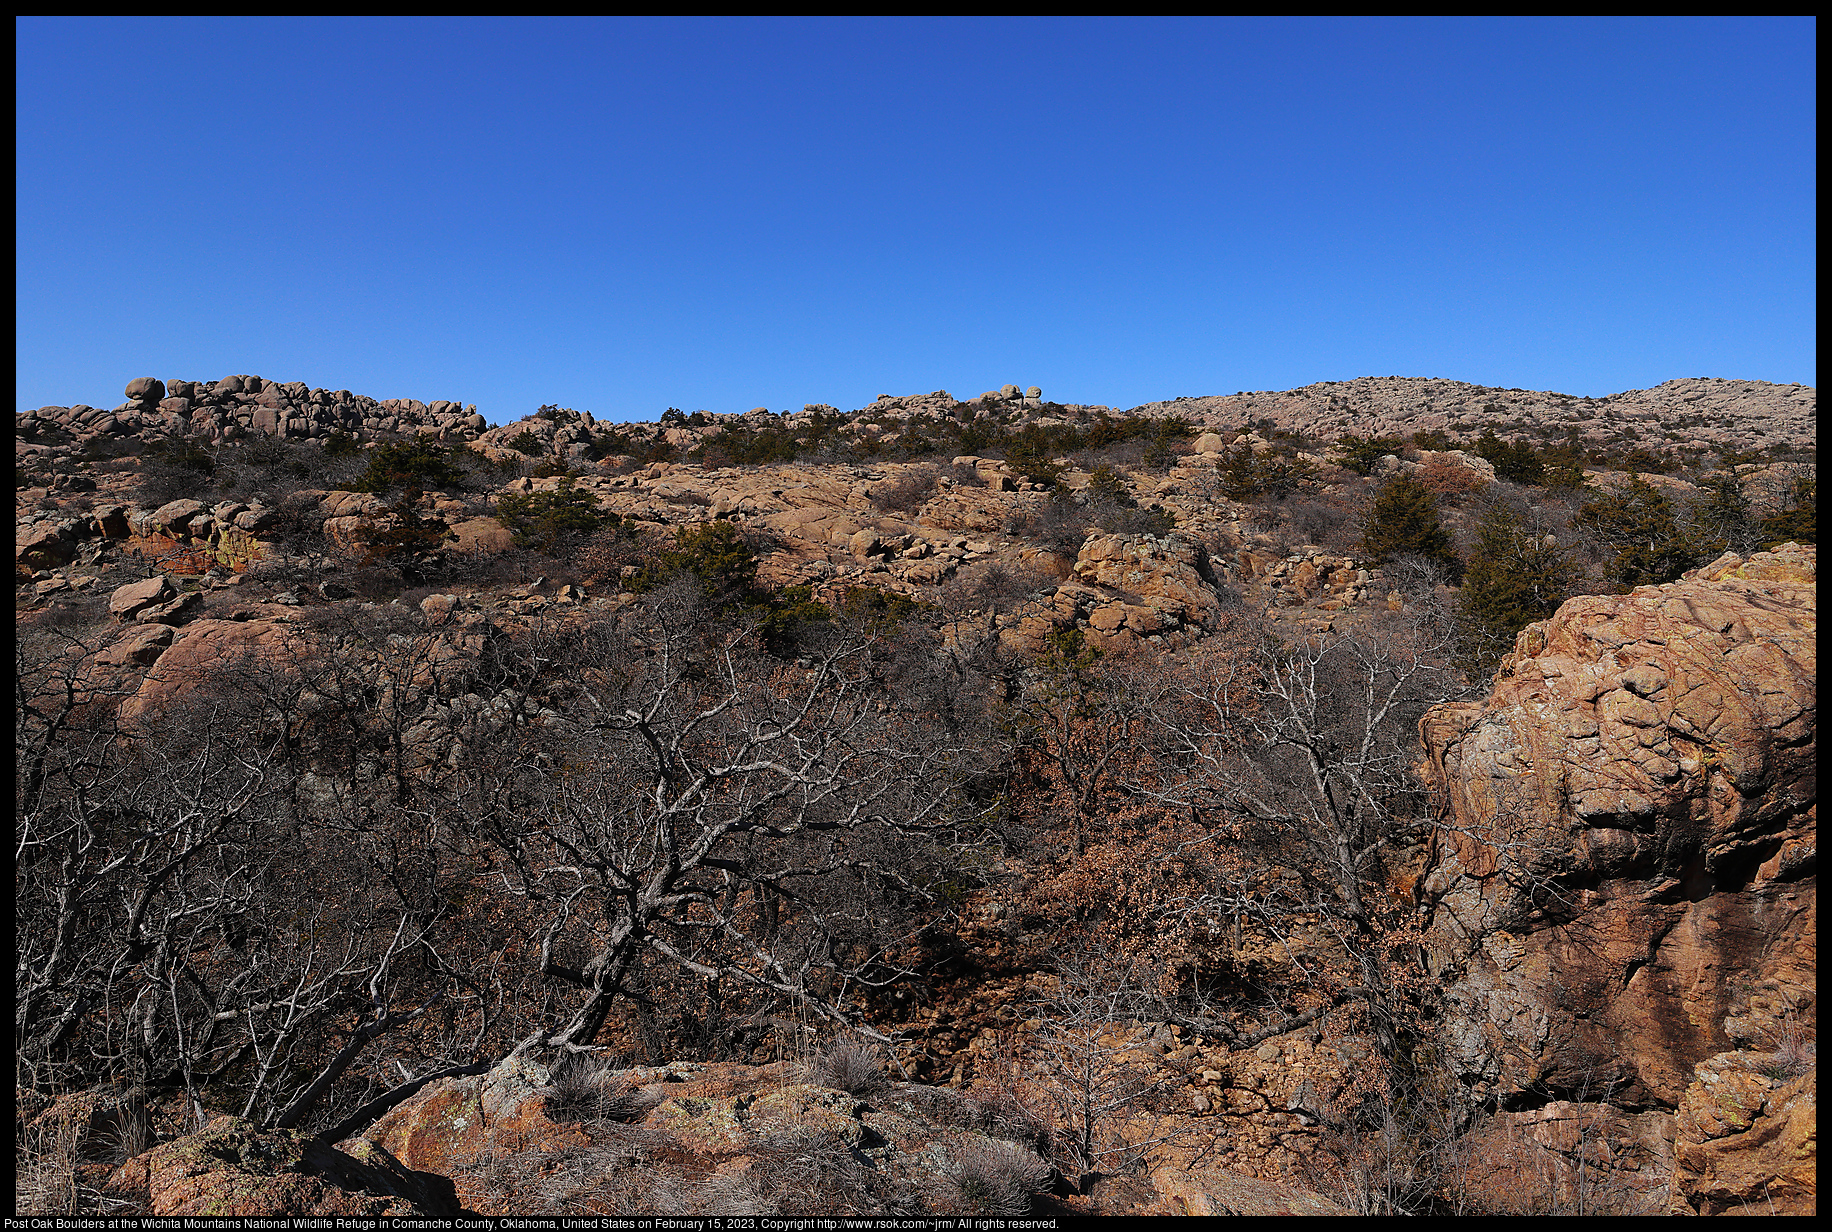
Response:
[1416, 544, 1815, 1210]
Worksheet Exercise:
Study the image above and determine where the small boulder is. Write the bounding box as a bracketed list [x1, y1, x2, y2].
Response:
[125, 377, 166, 402]
[110, 575, 177, 621]
[849, 528, 885, 558]
[95, 623, 177, 668]
[137, 591, 202, 627]
[92, 505, 132, 538]
[16, 523, 76, 571]
[150, 499, 209, 535]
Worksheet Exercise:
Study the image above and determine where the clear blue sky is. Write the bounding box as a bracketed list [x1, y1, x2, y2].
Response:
[16, 17, 1817, 425]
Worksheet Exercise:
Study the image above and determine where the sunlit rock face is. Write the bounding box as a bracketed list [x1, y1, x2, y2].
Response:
[1417, 544, 1815, 1213]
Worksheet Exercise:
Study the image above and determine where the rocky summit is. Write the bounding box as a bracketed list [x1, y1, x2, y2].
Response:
[16, 372, 1815, 1218]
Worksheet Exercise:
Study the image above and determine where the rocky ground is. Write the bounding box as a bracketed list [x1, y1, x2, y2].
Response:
[15, 374, 1816, 1217]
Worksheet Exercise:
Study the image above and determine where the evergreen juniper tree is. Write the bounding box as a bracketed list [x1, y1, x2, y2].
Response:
[1360, 474, 1462, 580]
[1574, 474, 1705, 589]
[1456, 500, 1577, 673]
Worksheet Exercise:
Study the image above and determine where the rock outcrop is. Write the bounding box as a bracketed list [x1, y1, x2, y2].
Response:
[1127, 375, 1815, 451]
[103, 1116, 457, 1217]
[358, 1051, 1346, 1217]
[19, 375, 484, 450]
[1417, 543, 1815, 1213]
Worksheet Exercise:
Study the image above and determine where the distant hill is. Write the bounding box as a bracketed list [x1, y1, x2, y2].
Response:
[1124, 376, 1815, 451]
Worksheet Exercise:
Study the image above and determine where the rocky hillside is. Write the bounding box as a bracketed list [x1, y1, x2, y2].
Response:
[18, 374, 485, 454]
[1129, 376, 1817, 451]
[15, 371, 1816, 1218]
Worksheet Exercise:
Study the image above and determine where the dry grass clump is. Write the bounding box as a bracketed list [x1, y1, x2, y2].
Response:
[15, 1112, 85, 1215]
[1762, 1020, 1816, 1081]
[810, 1040, 885, 1094]
[456, 1133, 675, 1215]
[939, 1137, 1052, 1216]
[702, 1127, 895, 1216]
[542, 1054, 657, 1124]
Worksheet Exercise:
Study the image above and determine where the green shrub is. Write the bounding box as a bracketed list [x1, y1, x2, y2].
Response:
[349, 440, 467, 493]
[506, 430, 545, 457]
[1220, 445, 1316, 501]
[633, 520, 759, 603]
[1337, 435, 1403, 477]
[494, 477, 617, 554]
[1686, 474, 1762, 556]
[756, 584, 834, 656]
[361, 491, 450, 577]
[1758, 475, 1815, 548]
[1360, 474, 1461, 579]
[1457, 502, 1577, 673]
[691, 423, 801, 467]
[1472, 428, 1546, 486]
[1574, 475, 1705, 588]
[838, 585, 928, 633]
[1086, 464, 1134, 508]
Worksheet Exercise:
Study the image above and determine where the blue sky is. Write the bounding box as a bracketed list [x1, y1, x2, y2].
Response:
[16, 17, 1817, 425]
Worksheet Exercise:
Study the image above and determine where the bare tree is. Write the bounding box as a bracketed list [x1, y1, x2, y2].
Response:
[1139, 610, 1463, 1059]
[16, 625, 474, 1135]
[465, 591, 989, 1055]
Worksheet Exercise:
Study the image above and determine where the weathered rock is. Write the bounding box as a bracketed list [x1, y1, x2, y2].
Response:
[103, 1116, 454, 1217]
[1671, 1052, 1815, 1215]
[448, 517, 514, 554]
[1147, 1163, 1348, 1216]
[109, 574, 178, 620]
[16, 522, 76, 571]
[117, 619, 296, 730]
[366, 1053, 582, 1181]
[1073, 534, 1225, 630]
[150, 499, 209, 535]
[23, 1084, 150, 1165]
[95, 623, 176, 668]
[136, 590, 203, 626]
[125, 377, 165, 402]
[91, 504, 131, 538]
[1417, 545, 1815, 1206]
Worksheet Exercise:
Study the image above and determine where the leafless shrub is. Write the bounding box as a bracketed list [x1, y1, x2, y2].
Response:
[1383, 552, 1450, 600]
[949, 463, 987, 487]
[1286, 498, 1355, 551]
[981, 1091, 1056, 1158]
[718, 1127, 890, 1215]
[15, 1113, 83, 1215]
[939, 1137, 1052, 1216]
[873, 466, 940, 514]
[943, 560, 1054, 614]
[811, 1040, 885, 1094]
[1007, 499, 1090, 555]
